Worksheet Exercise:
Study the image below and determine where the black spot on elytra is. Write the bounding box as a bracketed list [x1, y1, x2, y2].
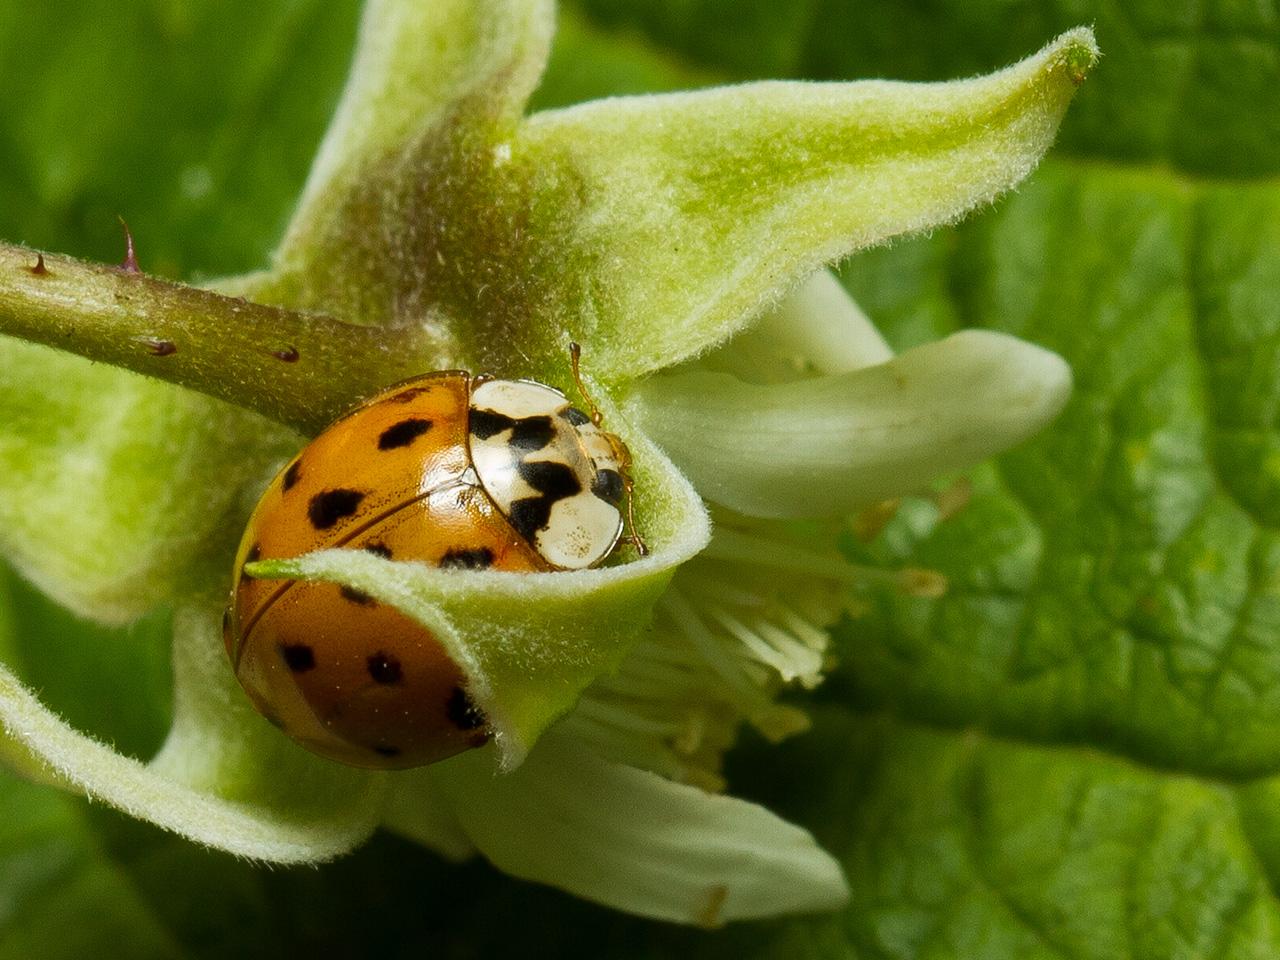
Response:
[447, 687, 486, 730]
[364, 542, 393, 559]
[508, 462, 581, 541]
[591, 468, 624, 506]
[561, 406, 591, 426]
[366, 651, 403, 685]
[390, 386, 430, 404]
[308, 488, 365, 530]
[470, 409, 556, 452]
[340, 584, 375, 606]
[439, 547, 495, 570]
[508, 416, 555, 452]
[378, 418, 433, 450]
[280, 644, 315, 673]
[469, 407, 516, 440]
[518, 460, 582, 498]
[508, 497, 553, 541]
[282, 460, 302, 491]
[372, 744, 401, 758]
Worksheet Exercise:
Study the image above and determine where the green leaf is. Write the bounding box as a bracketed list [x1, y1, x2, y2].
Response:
[0, 1, 358, 277]
[258, 15, 1093, 391]
[528, 7, 720, 110]
[841, 165, 1280, 782]
[0, 775, 186, 960]
[724, 708, 1280, 958]
[0, 566, 172, 764]
[287, 0, 554, 217]
[546, 7, 1280, 951]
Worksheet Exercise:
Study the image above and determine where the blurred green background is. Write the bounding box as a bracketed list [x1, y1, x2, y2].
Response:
[3, 2, 1280, 957]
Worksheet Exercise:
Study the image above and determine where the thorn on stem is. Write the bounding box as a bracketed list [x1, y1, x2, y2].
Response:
[117, 216, 140, 273]
[135, 336, 177, 357]
[30, 253, 48, 276]
[270, 345, 300, 363]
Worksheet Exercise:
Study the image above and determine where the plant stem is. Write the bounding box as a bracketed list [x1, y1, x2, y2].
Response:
[0, 242, 427, 433]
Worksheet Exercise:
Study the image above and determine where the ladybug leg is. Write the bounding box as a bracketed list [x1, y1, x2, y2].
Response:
[613, 436, 649, 558]
[621, 478, 649, 557]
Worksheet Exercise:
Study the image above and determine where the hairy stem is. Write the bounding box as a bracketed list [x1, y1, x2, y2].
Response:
[0, 243, 426, 433]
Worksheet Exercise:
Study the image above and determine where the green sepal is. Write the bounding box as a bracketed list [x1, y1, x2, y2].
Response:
[254, 23, 1095, 389]
[0, 339, 297, 623]
[0, 603, 386, 862]
[261, 0, 557, 334]
[511, 28, 1098, 380]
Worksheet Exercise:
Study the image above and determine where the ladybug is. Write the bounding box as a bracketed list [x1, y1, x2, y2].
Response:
[223, 353, 640, 770]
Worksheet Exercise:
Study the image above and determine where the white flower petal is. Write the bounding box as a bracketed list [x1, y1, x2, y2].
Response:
[628, 329, 1071, 518]
[429, 733, 849, 925]
[695, 271, 893, 384]
[382, 768, 475, 862]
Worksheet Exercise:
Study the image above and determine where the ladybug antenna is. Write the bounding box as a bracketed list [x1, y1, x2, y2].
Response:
[569, 341, 604, 428]
[568, 341, 648, 558]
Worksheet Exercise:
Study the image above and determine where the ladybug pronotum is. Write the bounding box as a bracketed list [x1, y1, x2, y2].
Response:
[223, 368, 633, 769]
